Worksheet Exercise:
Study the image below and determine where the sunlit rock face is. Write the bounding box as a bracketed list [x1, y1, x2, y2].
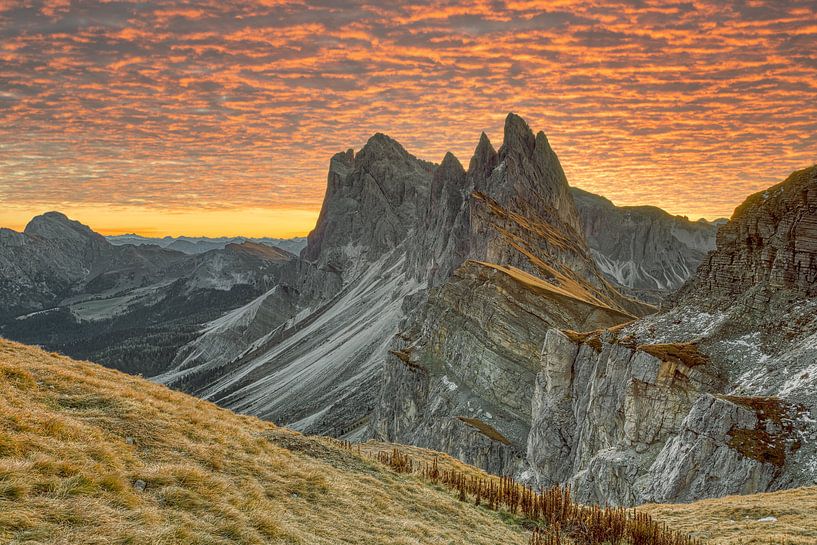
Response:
[527, 166, 817, 505]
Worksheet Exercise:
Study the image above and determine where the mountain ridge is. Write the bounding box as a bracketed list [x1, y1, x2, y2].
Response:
[159, 113, 654, 448]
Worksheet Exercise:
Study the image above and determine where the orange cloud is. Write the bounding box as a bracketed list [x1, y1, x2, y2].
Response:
[0, 0, 815, 237]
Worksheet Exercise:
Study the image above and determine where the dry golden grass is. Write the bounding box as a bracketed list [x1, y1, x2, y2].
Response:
[360, 444, 817, 545]
[0, 339, 528, 545]
[637, 343, 709, 369]
[3, 338, 817, 545]
[642, 487, 817, 545]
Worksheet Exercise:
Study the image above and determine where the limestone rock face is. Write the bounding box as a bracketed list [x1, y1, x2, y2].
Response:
[526, 165, 817, 505]
[373, 261, 635, 475]
[644, 394, 803, 502]
[372, 113, 648, 474]
[676, 166, 817, 308]
[527, 329, 725, 505]
[571, 188, 719, 302]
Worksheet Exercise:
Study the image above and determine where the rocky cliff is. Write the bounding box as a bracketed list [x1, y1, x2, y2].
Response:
[370, 115, 652, 474]
[571, 188, 719, 302]
[527, 165, 817, 505]
[158, 133, 433, 438]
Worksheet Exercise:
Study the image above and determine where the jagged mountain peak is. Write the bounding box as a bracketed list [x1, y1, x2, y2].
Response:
[302, 131, 433, 272]
[356, 132, 416, 166]
[439, 151, 465, 176]
[468, 131, 498, 179]
[500, 112, 536, 157]
[476, 114, 575, 217]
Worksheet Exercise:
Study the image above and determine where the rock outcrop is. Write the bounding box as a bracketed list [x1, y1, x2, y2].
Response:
[373, 261, 636, 475]
[526, 165, 817, 505]
[676, 166, 817, 307]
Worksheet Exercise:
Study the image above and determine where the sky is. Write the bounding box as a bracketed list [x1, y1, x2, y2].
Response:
[1, 0, 815, 237]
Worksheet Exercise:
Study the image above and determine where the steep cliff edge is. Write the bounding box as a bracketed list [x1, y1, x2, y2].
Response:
[527, 165, 817, 505]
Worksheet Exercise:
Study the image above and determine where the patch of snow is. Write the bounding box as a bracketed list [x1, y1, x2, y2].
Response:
[441, 375, 458, 392]
[756, 516, 777, 523]
[779, 361, 817, 397]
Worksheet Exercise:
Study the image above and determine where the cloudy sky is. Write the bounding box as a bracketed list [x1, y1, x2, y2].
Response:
[1, 0, 815, 236]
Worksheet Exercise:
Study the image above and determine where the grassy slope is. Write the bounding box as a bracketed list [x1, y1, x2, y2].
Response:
[0, 339, 527, 545]
[641, 488, 817, 545]
[2, 338, 816, 545]
[364, 442, 817, 545]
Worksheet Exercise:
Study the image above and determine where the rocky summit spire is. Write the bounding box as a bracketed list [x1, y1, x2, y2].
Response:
[435, 152, 466, 188]
[500, 112, 536, 158]
[468, 132, 498, 180]
[301, 131, 433, 277]
[427, 152, 467, 221]
[462, 113, 649, 316]
[408, 151, 470, 287]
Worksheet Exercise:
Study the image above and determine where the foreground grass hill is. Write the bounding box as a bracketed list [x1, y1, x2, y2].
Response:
[1, 338, 815, 545]
[0, 339, 527, 545]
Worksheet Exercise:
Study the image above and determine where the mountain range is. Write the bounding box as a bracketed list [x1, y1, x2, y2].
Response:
[1, 113, 813, 509]
[107, 234, 307, 256]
